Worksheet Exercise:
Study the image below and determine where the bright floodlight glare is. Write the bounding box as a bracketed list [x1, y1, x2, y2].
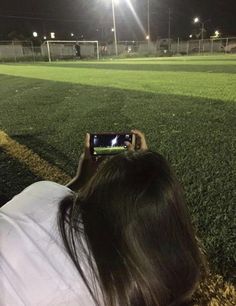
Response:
[189, 34, 193, 38]
[194, 17, 199, 23]
[33, 32, 38, 37]
[215, 30, 220, 37]
[43, 36, 47, 40]
[71, 33, 74, 37]
[146, 35, 150, 40]
[126, 0, 146, 37]
[111, 28, 115, 32]
[50, 32, 55, 39]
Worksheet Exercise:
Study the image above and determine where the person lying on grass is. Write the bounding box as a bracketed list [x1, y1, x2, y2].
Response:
[0, 129, 207, 306]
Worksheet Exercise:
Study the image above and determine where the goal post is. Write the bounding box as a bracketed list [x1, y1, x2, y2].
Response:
[42, 40, 100, 62]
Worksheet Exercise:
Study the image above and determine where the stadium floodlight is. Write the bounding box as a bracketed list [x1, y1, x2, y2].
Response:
[194, 17, 199, 23]
[106, 0, 146, 55]
[33, 32, 38, 38]
[43, 36, 47, 40]
[71, 33, 74, 37]
[146, 35, 150, 40]
[50, 32, 55, 39]
[111, 28, 115, 32]
[189, 34, 193, 38]
[215, 30, 220, 37]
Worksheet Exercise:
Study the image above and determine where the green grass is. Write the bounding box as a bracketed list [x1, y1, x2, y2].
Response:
[0, 55, 235, 283]
[94, 147, 127, 155]
[0, 149, 41, 204]
[1, 57, 236, 102]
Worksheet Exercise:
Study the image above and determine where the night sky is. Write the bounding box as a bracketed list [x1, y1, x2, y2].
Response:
[0, 0, 236, 41]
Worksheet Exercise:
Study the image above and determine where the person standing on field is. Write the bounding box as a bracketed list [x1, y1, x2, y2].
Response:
[75, 42, 81, 59]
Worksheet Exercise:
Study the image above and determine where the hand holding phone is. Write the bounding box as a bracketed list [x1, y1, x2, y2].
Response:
[90, 132, 135, 157]
[66, 133, 102, 191]
[125, 129, 148, 151]
[66, 130, 148, 191]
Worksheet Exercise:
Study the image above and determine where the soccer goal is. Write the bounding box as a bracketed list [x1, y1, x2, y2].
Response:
[42, 40, 99, 62]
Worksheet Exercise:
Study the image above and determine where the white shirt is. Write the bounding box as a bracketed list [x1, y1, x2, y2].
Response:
[0, 181, 100, 306]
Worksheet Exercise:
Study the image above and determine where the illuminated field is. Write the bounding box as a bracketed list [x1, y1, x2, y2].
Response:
[94, 146, 126, 155]
[0, 56, 235, 300]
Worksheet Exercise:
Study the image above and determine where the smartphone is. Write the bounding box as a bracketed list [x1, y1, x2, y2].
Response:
[90, 132, 135, 156]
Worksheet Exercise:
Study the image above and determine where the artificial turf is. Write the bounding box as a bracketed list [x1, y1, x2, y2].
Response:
[0, 55, 235, 284]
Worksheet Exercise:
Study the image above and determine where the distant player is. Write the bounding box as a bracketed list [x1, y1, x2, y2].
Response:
[75, 43, 81, 59]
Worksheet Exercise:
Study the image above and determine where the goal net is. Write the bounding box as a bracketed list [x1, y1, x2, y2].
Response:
[42, 40, 99, 62]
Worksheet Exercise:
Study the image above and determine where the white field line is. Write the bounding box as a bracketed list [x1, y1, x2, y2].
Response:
[0, 130, 71, 184]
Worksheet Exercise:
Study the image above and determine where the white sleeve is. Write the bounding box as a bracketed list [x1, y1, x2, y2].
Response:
[0, 182, 99, 306]
[0, 181, 74, 223]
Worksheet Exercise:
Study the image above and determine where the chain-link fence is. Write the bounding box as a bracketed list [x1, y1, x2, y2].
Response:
[170, 37, 236, 55]
[0, 41, 45, 62]
[107, 37, 236, 57]
[0, 37, 236, 62]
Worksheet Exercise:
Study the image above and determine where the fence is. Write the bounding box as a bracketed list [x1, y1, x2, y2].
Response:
[0, 41, 43, 62]
[114, 37, 236, 56]
[0, 37, 236, 62]
[170, 37, 236, 55]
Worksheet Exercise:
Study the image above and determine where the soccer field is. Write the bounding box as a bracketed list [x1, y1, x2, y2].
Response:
[0, 55, 235, 300]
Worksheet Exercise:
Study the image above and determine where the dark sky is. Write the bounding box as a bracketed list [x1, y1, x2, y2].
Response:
[0, 0, 236, 41]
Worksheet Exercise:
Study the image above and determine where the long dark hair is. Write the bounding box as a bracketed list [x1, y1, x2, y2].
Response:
[58, 151, 207, 306]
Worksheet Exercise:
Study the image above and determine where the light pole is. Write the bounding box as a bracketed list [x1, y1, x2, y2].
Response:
[194, 17, 210, 53]
[194, 17, 210, 43]
[194, 17, 204, 42]
[111, 0, 118, 56]
[168, 8, 171, 51]
[147, 0, 150, 48]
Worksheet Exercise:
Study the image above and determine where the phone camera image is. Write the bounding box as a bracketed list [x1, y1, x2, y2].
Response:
[91, 133, 132, 156]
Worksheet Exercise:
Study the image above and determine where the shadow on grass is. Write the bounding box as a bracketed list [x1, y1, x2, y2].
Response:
[11, 133, 75, 175]
[0, 74, 235, 283]
[0, 148, 41, 207]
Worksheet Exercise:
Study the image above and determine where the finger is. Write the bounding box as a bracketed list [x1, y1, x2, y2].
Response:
[131, 129, 148, 150]
[84, 133, 91, 158]
[124, 141, 135, 151]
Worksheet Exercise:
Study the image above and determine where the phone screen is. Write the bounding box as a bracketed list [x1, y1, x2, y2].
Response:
[90, 133, 132, 156]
